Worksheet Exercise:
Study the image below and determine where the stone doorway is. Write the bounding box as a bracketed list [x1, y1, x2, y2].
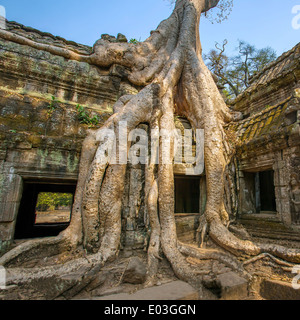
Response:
[258, 170, 276, 212]
[14, 181, 76, 240]
[242, 170, 276, 214]
[174, 175, 200, 214]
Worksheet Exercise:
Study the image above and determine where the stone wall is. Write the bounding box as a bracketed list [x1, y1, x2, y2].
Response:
[229, 39, 300, 240]
[232, 60, 300, 239]
[0, 22, 140, 252]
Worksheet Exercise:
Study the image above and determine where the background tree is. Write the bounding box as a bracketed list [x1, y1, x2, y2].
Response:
[204, 39, 277, 101]
[36, 193, 73, 212]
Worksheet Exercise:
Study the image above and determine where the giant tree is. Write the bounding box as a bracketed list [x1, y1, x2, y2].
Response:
[204, 39, 277, 100]
[0, 0, 299, 296]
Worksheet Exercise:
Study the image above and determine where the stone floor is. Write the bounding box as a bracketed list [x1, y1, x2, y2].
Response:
[86, 281, 200, 300]
[86, 271, 250, 301]
[35, 210, 71, 224]
[1, 232, 300, 300]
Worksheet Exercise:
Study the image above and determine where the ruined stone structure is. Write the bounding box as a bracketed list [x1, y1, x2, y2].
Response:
[0, 20, 299, 259]
[230, 42, 300, 240]
[0, 22, 139, 253]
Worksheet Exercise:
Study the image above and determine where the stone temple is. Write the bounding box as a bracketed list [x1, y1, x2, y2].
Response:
[0, 21, 299, 299]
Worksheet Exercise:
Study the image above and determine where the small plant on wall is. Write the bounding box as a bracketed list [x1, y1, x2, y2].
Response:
[48, 95, 60, 116]
[76, 104, 100, 127]
[129, 38, 139, 44]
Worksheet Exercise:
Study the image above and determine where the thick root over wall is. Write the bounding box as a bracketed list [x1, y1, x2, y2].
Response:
[1, 0, 300, 297]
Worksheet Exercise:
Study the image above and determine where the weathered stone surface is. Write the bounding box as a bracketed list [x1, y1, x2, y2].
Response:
[91, 281, 199, 300]
[230, 44, 300, 236]
[117, 33, 128, 43]
[6, 21, 92, 55]
[0, 173, 22, 223]
[198, 286, 219, 300]
[0, 21, 129, 246]
[260, 279, 300, 300]
[101, 34, 117, 42]
[175, 215, 199, 241]
[217, 272, 248, 300]
[0, 274, 79, 300]
[122, 257, 147, 284]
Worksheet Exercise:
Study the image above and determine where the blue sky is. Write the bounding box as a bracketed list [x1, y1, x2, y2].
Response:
[0, 0, 299, 57]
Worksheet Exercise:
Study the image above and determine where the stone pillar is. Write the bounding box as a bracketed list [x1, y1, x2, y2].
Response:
[273, 155, 291, 226]
[0, 169, 23, 247]
[238, 170, 256, 215]
[124, 166, 145, 248]
[237, 170, 244, 217]
[286, 146, 300, 225]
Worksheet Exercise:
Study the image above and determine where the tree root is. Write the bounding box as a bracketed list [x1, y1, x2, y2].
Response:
[0, 234, 66, 268]
[243, 253, 296, 269]
[209, 219, 300, 264]
[177, 241, 247, 276]
[3, 241, 122, 299]
[196, 215, 209, 248]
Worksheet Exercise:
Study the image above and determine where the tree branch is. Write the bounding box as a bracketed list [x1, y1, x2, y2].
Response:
[201, 0, 221, 13]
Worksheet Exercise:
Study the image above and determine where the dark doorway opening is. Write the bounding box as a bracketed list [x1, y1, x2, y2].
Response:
[174, 176, 200, 214]
[258, 170, 276, 212]
[243, 170, 276, 214]
[14, 181, 76, 239]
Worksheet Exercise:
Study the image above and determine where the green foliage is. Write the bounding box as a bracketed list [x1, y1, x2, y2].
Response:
[48, 96, 61, 116]
[204, 39, 277, 101]
[129, 38, 139, 45]
[36, 192, 73, 211]
[76, 104, 100, 127]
